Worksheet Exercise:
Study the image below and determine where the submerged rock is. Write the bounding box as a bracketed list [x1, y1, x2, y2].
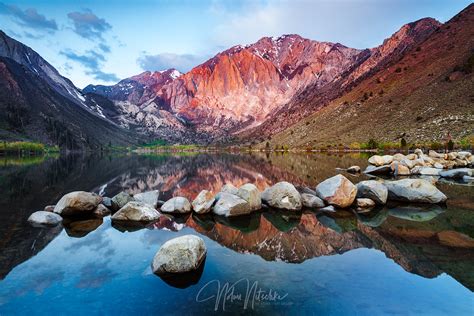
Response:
[151, 235, 207, 275]
[316, 174, 356, 208]
[439, 168, 473, 179]
[356, 180, 388, 205]
[261, 181, 302, 210]
[112, 201, 161, 221]
[134, 190, 160, 208]
[213, 193, 251, 217]
[161, 197, 192, 214]
[111, 191, 135, 211]
[237, 183, 261, 211]
[28, 211, 62, 226]
[53, 191, 102, 216]
[384, 179, 447, 204]
[301, 193, 325, 208]
[437, 231, 474, 248]
[192, 190, 215, 214]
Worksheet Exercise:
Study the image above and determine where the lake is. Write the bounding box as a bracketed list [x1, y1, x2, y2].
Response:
[0, 152, 473, 315]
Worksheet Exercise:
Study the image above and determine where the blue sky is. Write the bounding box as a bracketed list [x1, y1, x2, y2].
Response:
[0, 0, 471, 88]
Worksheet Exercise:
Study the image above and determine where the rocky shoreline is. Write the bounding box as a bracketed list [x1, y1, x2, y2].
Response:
[26, 148, 473, 279]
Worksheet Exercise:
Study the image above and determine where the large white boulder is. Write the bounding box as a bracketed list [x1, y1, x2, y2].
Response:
[28, 211, 62, 226]
[213, 193, 251, 216]
[134, 190, 160, 208]
[161, 197, 192, 214]
[356, 180, 388, 205]
[237, 183, 261, 211]
[151, 235, 206, 275]
[53, 191, 102, 216]
[112, 201, 161, 221]
[315, 174, 357, 208]
[261, 182, 302, 210]
[192, 190, 215, 214]
[384, 179, 447, 204]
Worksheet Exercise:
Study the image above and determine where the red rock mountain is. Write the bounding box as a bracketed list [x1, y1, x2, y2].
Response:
[85, 15, 445, 143]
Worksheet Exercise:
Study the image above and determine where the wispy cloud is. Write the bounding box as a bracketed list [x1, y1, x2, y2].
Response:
[60, 49, 119, 83]
[137, 52, 208, 72]
[67, 9, 111, 41]
[0, 2, 58, 31]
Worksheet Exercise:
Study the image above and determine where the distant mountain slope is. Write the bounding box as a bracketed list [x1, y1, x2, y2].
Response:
[0, 31, 143, 149]
[257, 4, 474, 148]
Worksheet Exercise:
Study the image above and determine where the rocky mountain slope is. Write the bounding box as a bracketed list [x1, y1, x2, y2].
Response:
[258, 4, 474, 148]
[0, 31, 143, 149]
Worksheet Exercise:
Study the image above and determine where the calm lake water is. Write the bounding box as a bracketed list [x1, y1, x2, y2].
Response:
[0, 152, 473, 315]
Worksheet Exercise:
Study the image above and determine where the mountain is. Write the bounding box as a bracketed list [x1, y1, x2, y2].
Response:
[258, 4, 474, 148]
[86, 16, 444, 144]
[0, 31, 143, 149]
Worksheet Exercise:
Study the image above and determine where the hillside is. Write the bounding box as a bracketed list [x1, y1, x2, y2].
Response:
[256, 4, 474, 149]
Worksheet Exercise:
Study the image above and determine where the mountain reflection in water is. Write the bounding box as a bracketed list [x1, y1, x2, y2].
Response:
[0, 152, 473, 314]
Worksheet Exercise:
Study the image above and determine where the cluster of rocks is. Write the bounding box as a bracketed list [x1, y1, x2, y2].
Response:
[362, 149, 474, 180]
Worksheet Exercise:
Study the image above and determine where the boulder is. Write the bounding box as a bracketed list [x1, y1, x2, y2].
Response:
[355, 198, 375, 208]
[111, 191, 135, 211]
[44, 205, 55, 212]
[301, 193, 325, 208]
[192, 190, 215, 214]
[363, 165, 392, 175]
[134, 190, 160, 208]
[53, 191, 102, 216]
[400, 158, 415, 169]
[237, 183, 261, 211]
[390, 161, 410, 176]
[406, 153, 418, 160]
[429, 150, 444, 159]
[356, 180, 388, 205]
[445, 152, 458, 160]
[151, 235, 206, 275]
[384, 179, 447, 204]
[93, 204, 111, 217]
[161, 197, 192, 214]
[417, 167, 441, 176]
[315, 174, 357, 208]
[112, 201, 161, 221]
[261, 182, 302, 210]
[439, 168, 473, 179]
[319, 205, 336, 212]
[368, 155, 393, 166]
[392, 153, 406, 161]
[213, 193, 251, 217]
[28, 211, 62, 226]
[433, 162, 444, 169]
[457, 151, 472, 160]
[346, 165, 361, 173]
[414, 148, 424, 157]
[296, 186, 317, 196]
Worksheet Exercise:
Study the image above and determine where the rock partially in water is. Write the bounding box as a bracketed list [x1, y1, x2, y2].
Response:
[319, 205, 336, 212]
[63, 218, 103, 238]
[93, 204, 111, 217]
[363, 165, 392, 175]
[53, 191, 102, 216]
[384, 179, 447, 204]
[439, 168, 473, 179]
[213, 192, 251, 217]
[112, 201, 161, 221]
[192, 190, 215, 214]
[356, 180, 388, 205]
[415, 167, 441, 176]
[102, 197, 113, 209]
[151, 235, 207, 275]
[111, 191, 135, 211]
[161, 197, 192, 214]
[316, 174, 356, 208]
[28, 211, 62, 226]
[262, 181, 302, 210]
[390, 161, 410, 176]
[237, 183, 261, 211]
[301, 193, 325, 208]
[134, 190, 160, 208]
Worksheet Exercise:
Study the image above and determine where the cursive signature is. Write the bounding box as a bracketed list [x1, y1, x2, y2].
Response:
[196, 278, 289, 311]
